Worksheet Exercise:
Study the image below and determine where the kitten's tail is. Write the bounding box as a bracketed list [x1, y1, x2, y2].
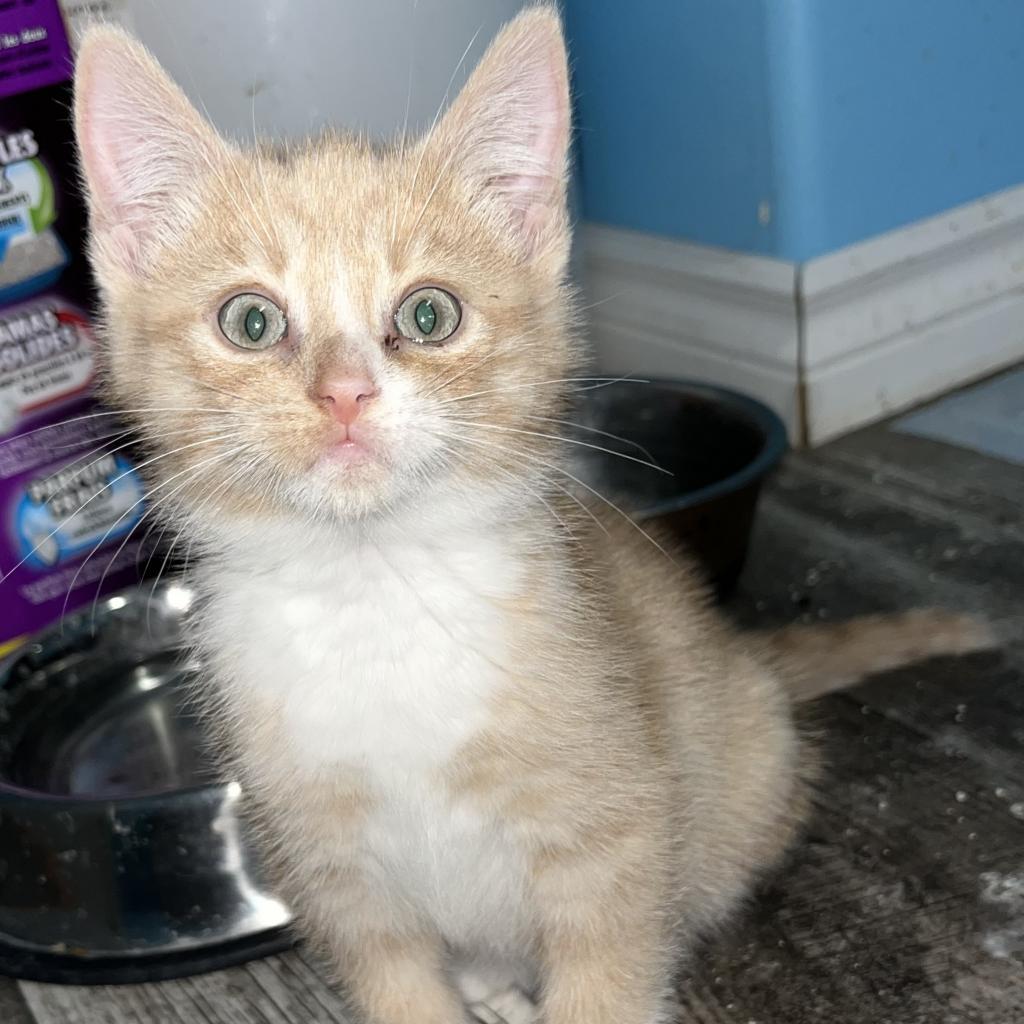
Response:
[760, 610, 998, 703]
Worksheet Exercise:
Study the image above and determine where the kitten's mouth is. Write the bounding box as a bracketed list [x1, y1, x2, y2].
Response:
[319, 424, 376, 467]
[324, 438, 371, 464]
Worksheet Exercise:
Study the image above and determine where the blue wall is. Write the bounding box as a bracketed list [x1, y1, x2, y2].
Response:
[565, 0, 1024, 262]
[565, 0, 779, 256]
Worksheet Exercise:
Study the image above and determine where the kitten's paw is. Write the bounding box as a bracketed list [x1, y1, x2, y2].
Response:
[466, 987, 537, 1024]
[457, 960, 537, 1024]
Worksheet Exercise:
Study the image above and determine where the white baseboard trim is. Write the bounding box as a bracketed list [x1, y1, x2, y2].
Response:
[580, 184, 1024, 445]
[578, 224, 802, 437]
[588, 319, 802, 438]
[804, 290, 1024, 444]
[800, 183, 1024, 442]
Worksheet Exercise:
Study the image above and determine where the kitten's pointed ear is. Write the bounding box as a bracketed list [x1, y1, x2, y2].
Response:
[433, 6, 571, 267]
[74, 27, 227, 275]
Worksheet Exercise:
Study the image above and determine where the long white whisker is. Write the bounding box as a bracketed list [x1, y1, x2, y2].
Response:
[38, 424, 208, 492]
[249, 89, 287, 256]
[446, 418, 672, 475]
[47, 427, 131, 452]
[65, 444, 243, 623]
[189, 378, 267, 408]
[135, 501, 178, 577]
[177, 80, 274, 258]
[132, 441, 255, 578]
[1, 432, 242, 583]
[438, 426, 609, 537]
[440, 427, 672, 559]
[524, 414, 659, 464]
[419, 348, 494, 401]
[389, 0, 419, 247]
[437, 376, 648, 406]
[90, 445, 249, 626]
[396, 25, 482, 249]
[574, 291, 633, 316]
[40, 430, 135, 477]
[0, 406, 239, 449]
[403, 142, 465, 243]
[423, 422, 576, 538]
[145, 446, 263, 630]
[180, 451, 265, 575]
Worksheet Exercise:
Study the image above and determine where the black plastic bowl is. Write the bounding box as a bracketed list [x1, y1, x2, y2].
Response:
[575, 379, 789, 598]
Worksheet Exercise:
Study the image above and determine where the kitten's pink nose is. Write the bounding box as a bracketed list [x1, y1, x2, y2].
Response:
[317, 376, 378, 427]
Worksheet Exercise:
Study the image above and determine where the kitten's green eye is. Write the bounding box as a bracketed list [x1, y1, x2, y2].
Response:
[394, 287, 461, 344]
[218, 293, 287, 350]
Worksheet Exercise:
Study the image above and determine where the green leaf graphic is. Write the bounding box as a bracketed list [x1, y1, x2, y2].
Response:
[28, 158, 55, 234]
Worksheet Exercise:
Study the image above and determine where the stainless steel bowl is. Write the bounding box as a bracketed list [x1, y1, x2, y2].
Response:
[0, 583, 293, 983]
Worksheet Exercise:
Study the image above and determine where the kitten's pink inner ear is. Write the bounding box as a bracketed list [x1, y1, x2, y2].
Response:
[74, 28, 225, 273]
[433, 8, 571, 259]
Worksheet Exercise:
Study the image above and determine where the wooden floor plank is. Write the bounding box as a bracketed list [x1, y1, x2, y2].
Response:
[242, 953, 353, 1023]
[17, 951, 356, 1024]
[0, 978, 34, 1024]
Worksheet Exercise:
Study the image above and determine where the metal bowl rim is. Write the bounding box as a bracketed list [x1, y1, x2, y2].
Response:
[0, 581, 225, 810]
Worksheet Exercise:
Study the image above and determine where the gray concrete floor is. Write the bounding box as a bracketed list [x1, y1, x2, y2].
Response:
[895, 364, 1024, 466]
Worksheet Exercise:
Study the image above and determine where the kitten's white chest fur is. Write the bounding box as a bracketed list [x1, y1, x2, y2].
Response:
[200, 512, 532, 946]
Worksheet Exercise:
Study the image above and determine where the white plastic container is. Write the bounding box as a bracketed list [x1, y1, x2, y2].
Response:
[62, 0, 528, 142]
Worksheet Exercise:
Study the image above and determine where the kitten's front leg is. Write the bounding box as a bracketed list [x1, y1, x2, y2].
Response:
[539, 930, 678, 1024]
[532, 844, 678, 1024]
[538, 931, 678, 1024]
[286, 850, 468, 1024]
[331, 929, 470, 1024]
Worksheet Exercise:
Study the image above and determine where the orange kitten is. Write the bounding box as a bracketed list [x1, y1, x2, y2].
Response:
[73, 9, 993, 1023]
